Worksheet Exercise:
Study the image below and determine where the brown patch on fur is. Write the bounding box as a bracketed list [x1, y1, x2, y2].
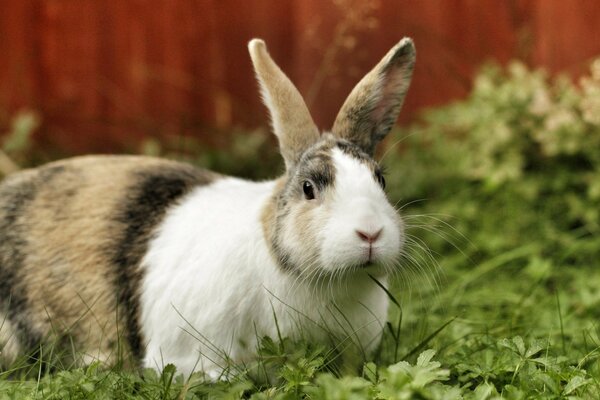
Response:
[261, 177, 287, 264]
[0, 155, 219, 366]
[249, 39, 321, 169]
[289, 201, 322, 272]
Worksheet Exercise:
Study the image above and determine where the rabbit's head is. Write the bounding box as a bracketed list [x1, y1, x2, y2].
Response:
[250, 38, 415, 276]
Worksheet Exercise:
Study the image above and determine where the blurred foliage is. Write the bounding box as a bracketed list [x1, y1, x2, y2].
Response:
[0, 110, 39, 176]
[385, 59, 600, 263]
[140, 126, 284, 181]
[377, 58, 600, 398]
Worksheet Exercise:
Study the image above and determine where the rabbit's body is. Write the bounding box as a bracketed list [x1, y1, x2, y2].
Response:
[0, 156, 218, 368]
[0, 38, 416, 376]
[140, 145, 392, 376]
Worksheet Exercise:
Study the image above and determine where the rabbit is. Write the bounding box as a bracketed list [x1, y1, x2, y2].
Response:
[0, 37, 415, 378]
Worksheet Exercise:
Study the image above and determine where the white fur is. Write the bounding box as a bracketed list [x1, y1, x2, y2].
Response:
[140, 176, 393, 377]
[320, 148, 402, 271]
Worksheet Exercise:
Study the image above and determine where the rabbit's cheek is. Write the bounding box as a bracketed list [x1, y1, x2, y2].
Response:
[278, 204, 322, 272]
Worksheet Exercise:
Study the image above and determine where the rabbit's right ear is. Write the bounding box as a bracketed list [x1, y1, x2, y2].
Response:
[332, 38, 415, 156]
[249, 39, 320, 170]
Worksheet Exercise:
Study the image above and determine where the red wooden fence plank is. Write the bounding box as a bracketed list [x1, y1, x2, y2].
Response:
[1, 0, 600, 154]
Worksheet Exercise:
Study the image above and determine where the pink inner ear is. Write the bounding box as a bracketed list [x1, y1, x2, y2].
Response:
[371, 64, 412, 123]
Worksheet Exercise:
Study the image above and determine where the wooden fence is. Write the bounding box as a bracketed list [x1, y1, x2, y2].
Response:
[1, 0, 600, 153]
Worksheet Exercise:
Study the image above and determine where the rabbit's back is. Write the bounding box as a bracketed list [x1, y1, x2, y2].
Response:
[0, 155, 218, 366]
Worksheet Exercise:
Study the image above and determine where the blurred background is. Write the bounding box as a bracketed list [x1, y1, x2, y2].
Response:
[1, 0, 600, 158]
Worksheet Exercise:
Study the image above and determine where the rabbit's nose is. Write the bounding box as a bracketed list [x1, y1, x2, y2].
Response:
[355, 228, 383, 243]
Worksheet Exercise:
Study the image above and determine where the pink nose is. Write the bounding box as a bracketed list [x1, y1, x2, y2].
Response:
[356, 228, 383, 243]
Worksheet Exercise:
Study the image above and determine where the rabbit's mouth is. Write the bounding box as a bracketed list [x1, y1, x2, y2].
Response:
[357, 248, 380, 268]
[358, 261, 376, 269]
[351, 244, 397, 271]
[362, 244, 381, 263]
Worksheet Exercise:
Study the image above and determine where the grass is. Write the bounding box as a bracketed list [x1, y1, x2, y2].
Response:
[1, 170, 598, 398]
[3, 240, 598, 399]
[2, 60, 600, 398]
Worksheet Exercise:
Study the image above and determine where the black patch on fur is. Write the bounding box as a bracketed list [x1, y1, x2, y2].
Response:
[296, 138, 340, 192]
[302, 153, 335, 191]
[110, 165, 213, 362]
[335, 140, 371, 164]
[0, 166, 66, 353]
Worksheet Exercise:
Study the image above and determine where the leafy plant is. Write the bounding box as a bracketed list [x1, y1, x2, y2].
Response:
[385, 58, 600, 263]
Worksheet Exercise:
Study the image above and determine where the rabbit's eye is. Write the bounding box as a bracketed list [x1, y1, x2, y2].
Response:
[302, 181, 315, 200]
[375, 170, 386, 189]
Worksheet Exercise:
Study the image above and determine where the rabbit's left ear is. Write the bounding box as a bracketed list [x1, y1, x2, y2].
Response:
[249, 39, 320, 170]
[332, 38, 415, 156]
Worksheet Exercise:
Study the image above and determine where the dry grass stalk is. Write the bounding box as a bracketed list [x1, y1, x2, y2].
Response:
[0, 149, 19, 176]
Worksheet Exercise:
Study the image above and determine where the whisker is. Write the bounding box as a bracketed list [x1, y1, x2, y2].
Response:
[377, 130, 422, 163]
